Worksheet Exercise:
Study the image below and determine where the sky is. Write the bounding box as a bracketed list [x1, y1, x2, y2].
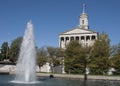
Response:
[0, 0, 120, 48]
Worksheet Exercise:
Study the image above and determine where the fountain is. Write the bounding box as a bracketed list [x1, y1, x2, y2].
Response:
[0, 21, 120, 86]
[15, 21, 36, 83]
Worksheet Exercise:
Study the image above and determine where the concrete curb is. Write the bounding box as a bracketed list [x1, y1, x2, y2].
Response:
[36, 73, 120, 80]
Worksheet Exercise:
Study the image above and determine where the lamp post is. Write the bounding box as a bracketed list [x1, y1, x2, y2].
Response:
[84, 55, 89, 81]
[83, 55, 89, 86]
[84, 57, 87, 80]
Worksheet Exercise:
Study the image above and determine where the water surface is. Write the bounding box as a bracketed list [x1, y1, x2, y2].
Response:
[0, 75, 120, 86]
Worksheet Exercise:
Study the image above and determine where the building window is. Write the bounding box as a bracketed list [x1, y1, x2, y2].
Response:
[86, 36, 90, 41]
[82, 20, 84, 25]
[92, 35, 96, 40]
[71, 37, 74, 41]
[81, 36, 84, 40]
[66, 37, 69, 40]
[76, 36, 79, 40]
[61, 37, 64, 41]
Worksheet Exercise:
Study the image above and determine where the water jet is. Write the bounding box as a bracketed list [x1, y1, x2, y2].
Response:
[15, 21, 36, 83]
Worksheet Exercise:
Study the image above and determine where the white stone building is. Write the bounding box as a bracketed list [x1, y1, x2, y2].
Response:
[59, 5, 98, 49]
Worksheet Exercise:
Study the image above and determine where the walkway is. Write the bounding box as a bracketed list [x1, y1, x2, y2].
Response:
[36, 73, 120, 81]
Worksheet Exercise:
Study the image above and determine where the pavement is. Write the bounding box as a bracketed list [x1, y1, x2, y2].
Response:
[0, 65, 120, 81]
[36, 73, 120, 81]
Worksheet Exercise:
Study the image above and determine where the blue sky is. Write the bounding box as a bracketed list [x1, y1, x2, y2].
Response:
[0, 0, 120, 48]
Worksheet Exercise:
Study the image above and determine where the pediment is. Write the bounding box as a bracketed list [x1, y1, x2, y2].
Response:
[60, 28, 96, 35]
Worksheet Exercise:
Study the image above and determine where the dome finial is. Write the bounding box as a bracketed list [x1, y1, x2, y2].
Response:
[82, 3, 86, 14]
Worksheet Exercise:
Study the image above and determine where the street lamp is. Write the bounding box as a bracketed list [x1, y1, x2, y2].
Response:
[84, 55, 89, 80]
[84, 57, 87, 80]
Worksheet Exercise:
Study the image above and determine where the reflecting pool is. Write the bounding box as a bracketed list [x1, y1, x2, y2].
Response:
[0, 75, 120, 86]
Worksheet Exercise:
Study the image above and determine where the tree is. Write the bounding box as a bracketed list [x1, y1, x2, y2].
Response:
[64, 40, 89, 74]
[110, 45, 118, 57]
[113, 43, 120, 57]
[110, 43, 120, 75]
[37, 47, 47, 70]
[0, 42, 9, 61]
[47, 47, 62, 73]
[56, 48, 65, 58]
[89, 32, 111, 74]
[9, 37, 22, 62]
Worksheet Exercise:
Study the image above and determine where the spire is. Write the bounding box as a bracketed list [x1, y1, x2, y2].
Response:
[82, 3, 86, 14]
[79, 3, 89, 29]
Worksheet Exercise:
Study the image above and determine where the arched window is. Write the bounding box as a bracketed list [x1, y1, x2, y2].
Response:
[66, 37, 69, 40]
[82, 20, 84, 25]
[92, 35, 96, 40]
[61, 37, 64, 41]
[76, 36, 79, 40]
[81, 36, 84, 40]
[70, 37, 74, 41]
[86, 36, 90, 41]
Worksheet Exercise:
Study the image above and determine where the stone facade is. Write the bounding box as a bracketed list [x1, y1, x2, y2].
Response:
[59, 5, 98, 49]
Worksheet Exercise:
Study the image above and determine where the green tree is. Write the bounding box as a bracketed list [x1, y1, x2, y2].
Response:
[110, 45, 118, 57]
[47, 47, 62, 73]
[0, 42, 9, 61]
[89, 32, 111, 74]
[64, 40, 89, 74]
[56, 48, 65, 68]
[110, 43, 120, 75]
[37, 47, 47, 70]
[9, 37, 22, 62]
[56, 48, 65, 58]
[113, 43, 120, 57]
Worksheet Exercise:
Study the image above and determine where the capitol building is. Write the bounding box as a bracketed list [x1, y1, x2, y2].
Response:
[59, 5, 98, 49]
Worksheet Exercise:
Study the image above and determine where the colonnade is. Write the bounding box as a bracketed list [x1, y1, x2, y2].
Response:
[59, 35, 97, 48]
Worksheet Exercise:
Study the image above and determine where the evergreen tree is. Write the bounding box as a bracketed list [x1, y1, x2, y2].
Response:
[9, 37, 22, 62]
[0, 42, 9, 61]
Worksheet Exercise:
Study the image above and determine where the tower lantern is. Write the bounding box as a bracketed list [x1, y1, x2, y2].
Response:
[79, 4, 89, 29]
